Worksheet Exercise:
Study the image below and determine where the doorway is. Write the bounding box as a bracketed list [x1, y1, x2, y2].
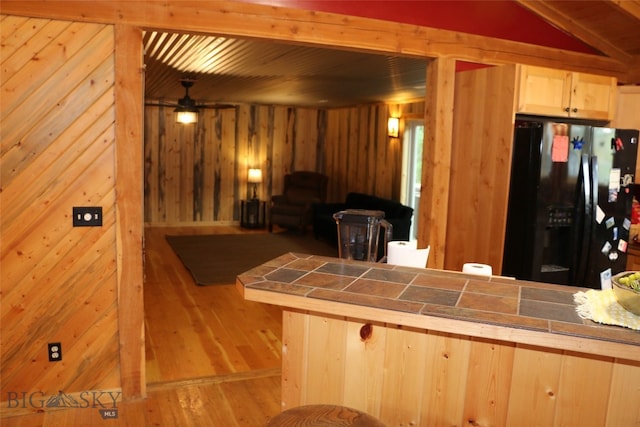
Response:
[400, 119, 424, 240]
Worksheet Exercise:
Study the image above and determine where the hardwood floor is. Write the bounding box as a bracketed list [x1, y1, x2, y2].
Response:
[4, 225, 285, 426]
[144, 226, 284, 384]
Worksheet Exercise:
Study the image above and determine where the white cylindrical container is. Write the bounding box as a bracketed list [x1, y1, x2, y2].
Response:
[462, 263, 493, 276]
[387, 240, 430, 268]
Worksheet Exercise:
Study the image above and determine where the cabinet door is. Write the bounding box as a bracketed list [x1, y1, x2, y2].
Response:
[517, 65, 572, 117]
[517, 65, 616, 120]
[611, 86, 640, 129]
[570, 73, 616, 121]
[626, 251, 640, 271]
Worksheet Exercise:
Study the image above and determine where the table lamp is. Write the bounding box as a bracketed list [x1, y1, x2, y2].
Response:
[248, 168, 262, 199]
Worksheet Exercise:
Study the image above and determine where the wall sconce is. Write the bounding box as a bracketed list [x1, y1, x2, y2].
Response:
[248, 168, 263, 199]
[387, 117, 399, 138]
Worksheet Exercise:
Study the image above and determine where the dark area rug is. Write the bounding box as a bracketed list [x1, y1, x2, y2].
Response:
[166, 232, 337, 285]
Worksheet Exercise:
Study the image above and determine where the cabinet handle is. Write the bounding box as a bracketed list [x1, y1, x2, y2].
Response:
[564, 107, 570, 113]
[572, 108, 578, 113]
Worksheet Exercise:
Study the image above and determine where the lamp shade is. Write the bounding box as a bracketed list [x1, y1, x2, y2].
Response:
[248, 168, 262, 183]
[175, 110, 198, 124]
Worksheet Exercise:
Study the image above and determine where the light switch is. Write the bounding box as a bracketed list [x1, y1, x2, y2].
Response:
[73, 207, 102, 227]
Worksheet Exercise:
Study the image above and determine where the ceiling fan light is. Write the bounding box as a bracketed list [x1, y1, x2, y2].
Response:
[174, 96, 199, 124]
[174, 79, 199, 124]
[175, 110, 198, 124]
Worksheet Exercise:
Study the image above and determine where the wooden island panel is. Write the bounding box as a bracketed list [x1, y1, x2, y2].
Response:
[238, 253, 640, 426]
[281, 310, 639, 426]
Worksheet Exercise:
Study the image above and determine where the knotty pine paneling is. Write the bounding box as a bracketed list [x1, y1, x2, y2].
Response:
[282, 311, 640, 426]
[445, 64, 517, 273]
[1, 15, 121, 405]
[144, 102, 422, 226]
[611, 86, 640, 182]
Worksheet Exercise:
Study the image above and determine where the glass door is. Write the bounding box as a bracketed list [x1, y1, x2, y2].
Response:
[400, 119, 424, 240]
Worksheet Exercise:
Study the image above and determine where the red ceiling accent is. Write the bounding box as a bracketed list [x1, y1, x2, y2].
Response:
[246, 0, 596, 54]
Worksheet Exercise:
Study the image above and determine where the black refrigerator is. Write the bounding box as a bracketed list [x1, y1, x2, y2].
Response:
[502, 119, 639, 289]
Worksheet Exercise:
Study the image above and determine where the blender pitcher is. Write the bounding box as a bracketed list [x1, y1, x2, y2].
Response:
[333, 209, 393, 262]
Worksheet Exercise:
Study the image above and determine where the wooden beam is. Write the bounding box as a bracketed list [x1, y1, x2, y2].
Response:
[629, 56, 640, 82]
[515, 0, 633, 64]
[612, 0, 640, 20]
[419, 57, 456, 269]
[610, 0, 640, 82]
[114, 24, 146, 399]
[0, 0, 627, 78]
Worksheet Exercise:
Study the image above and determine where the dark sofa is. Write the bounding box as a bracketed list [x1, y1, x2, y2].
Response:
[269, 171, 328, 233]
[312, 192, 414, 255]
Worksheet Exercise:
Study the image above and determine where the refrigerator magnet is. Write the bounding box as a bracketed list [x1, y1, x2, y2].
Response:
[551, 134, 569, 162]
[600, 269, 613, 290]
[605, 216, 615, 229]
[618, 239, 628, 253]
[623, 218, 631, 230]
[571, 136, 584, 150]
[596, 206, 605, 224]
[609, 168, 621, 191]
[601, 241, 612, 254]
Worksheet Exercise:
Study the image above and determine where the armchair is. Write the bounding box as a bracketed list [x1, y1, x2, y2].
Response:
[269, 171, 328, 233]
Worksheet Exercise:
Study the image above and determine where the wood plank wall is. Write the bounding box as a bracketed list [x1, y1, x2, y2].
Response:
[282, 311, 640, 426]
[144, 102, 424, 226]
[1, 15, 121, 402]
[445, 65, 518, 273]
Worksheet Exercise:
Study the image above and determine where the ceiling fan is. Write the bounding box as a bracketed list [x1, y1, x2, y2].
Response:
[145, 78, 236, 124]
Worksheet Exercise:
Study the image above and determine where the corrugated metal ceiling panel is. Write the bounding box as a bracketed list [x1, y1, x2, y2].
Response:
[143, 31, 428, 108]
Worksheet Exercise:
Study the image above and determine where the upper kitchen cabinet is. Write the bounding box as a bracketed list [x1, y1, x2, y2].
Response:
[516, 65, 616, 121]
[611, 85, 640, 130]
[611, 85, 640, 183]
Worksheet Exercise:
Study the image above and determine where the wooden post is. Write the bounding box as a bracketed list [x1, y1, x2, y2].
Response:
[419, 57, 456, 269]
[115, 24, 146, 399]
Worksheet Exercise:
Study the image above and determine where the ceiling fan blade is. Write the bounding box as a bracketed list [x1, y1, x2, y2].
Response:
[147, 79, 237, 110]
[198, 104, 237, 110]
[145, 101, 179, 107]
[145, 101, 237, 110]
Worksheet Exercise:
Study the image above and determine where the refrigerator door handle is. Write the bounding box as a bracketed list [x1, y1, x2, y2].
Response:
[587, 156, 599, 285]
[590, 156, 598, 216]
[574, 154, 592, 285]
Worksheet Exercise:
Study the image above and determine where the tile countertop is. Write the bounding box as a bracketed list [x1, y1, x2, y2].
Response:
[236, 253, 640, 360]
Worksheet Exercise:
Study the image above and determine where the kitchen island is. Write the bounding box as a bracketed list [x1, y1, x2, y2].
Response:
[236, 253, 640, 426]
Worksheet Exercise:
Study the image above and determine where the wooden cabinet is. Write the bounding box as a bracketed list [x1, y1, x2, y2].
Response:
[611, 86, 640, 180]
[516, 65, 616, 121]
[627, 247, 640, 271]
[611, 85, 640, 129]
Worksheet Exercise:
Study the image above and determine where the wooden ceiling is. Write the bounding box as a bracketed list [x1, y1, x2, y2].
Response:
[143, 0, 640, 108]
[515, 0, 640, 60]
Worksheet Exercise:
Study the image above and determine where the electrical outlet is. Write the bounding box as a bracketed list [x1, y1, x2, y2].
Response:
[48, 342, 62, 362]
[72, 207, 102, 227]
